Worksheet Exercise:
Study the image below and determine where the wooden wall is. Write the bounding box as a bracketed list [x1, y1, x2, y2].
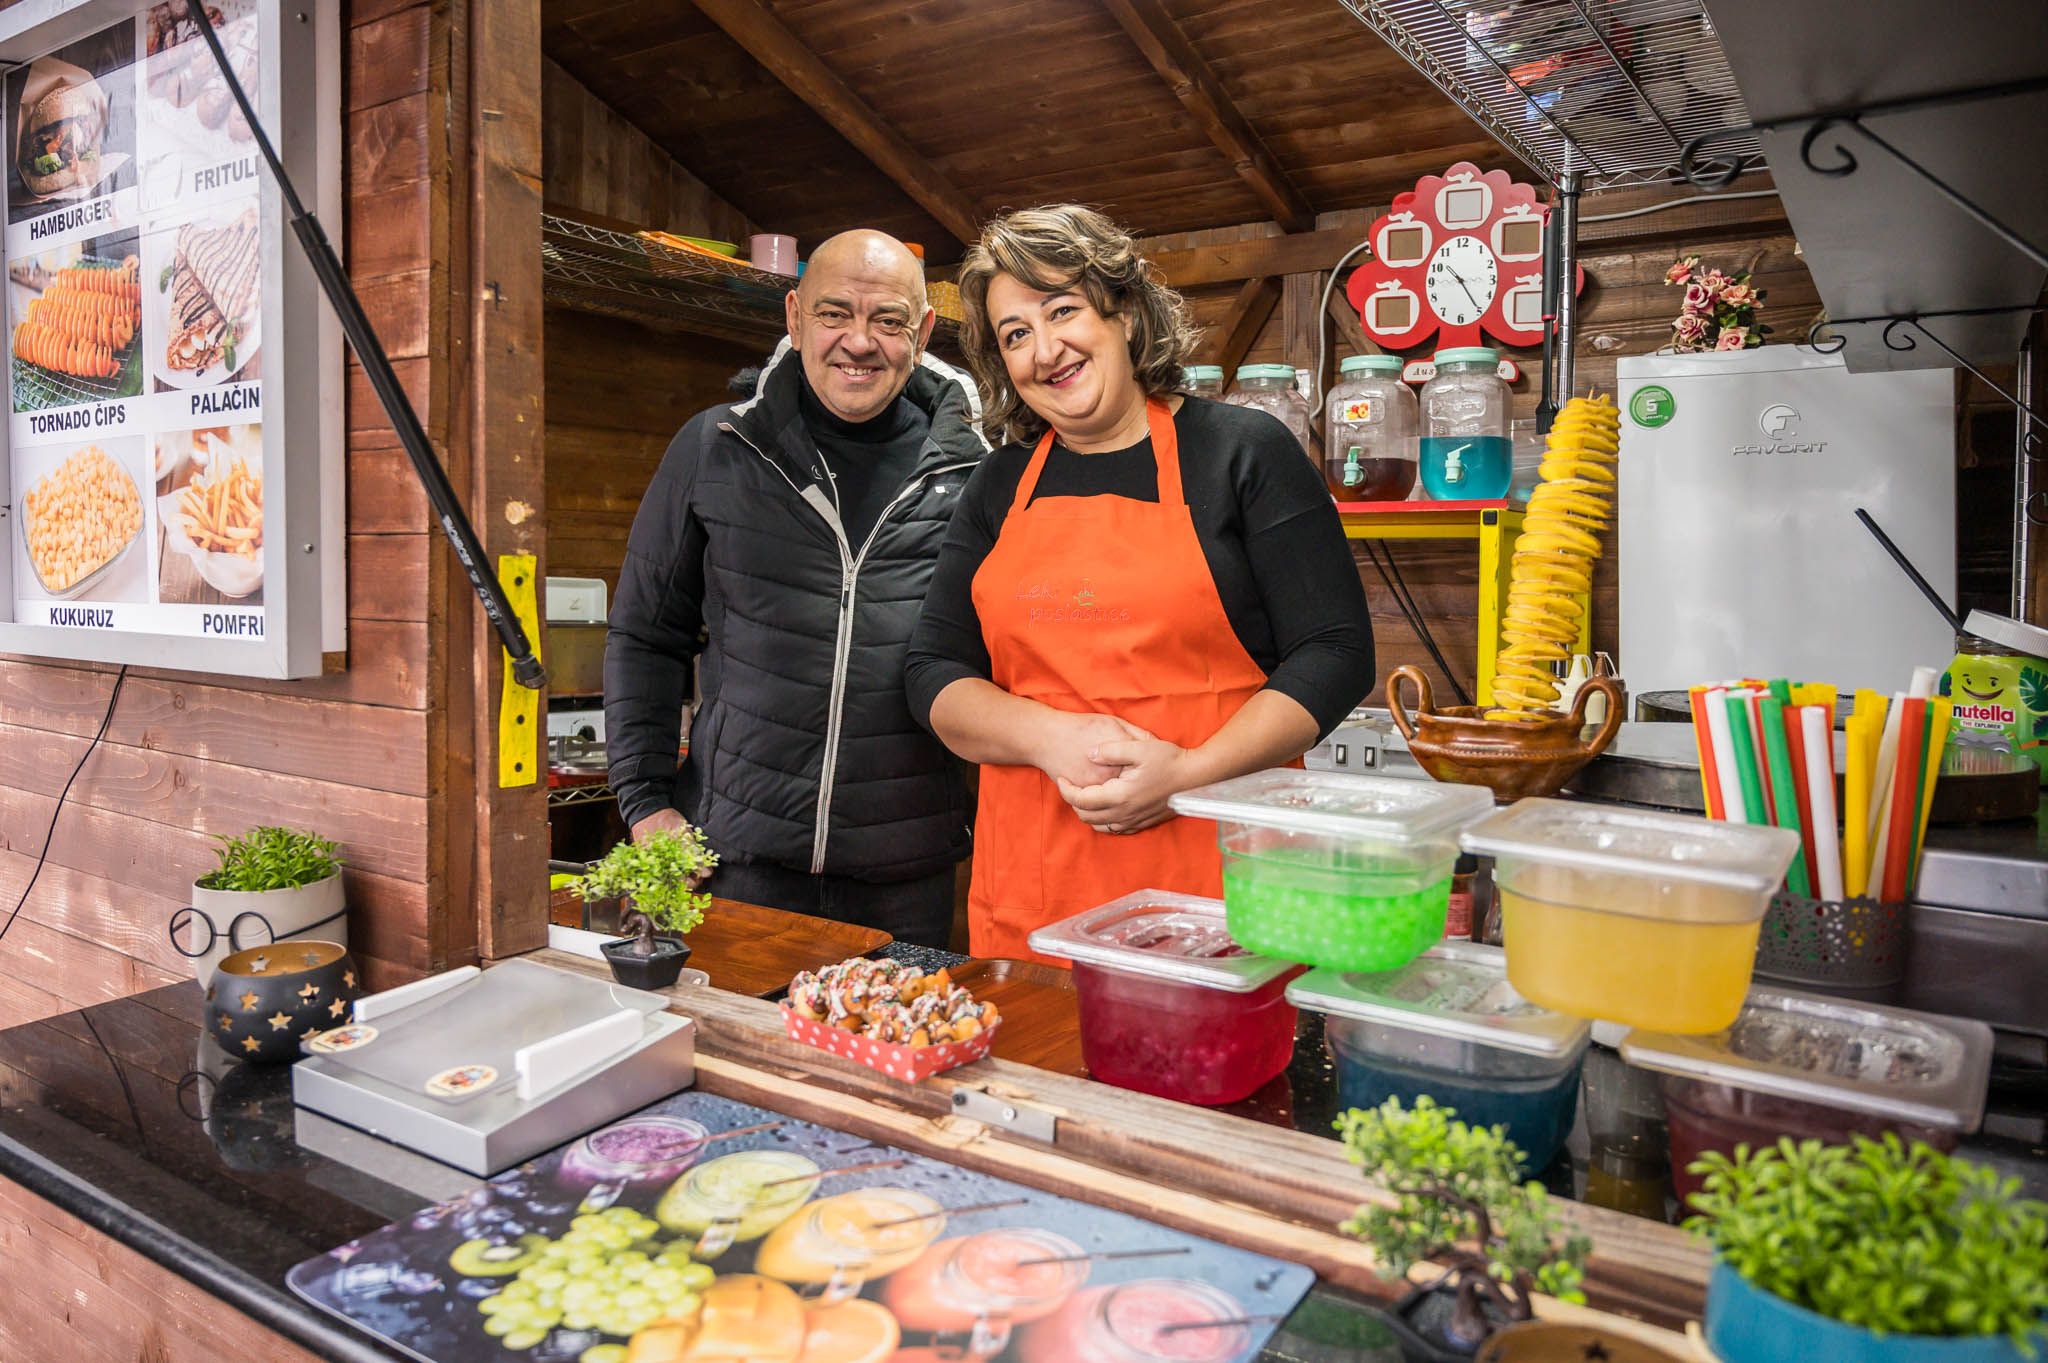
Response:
[1162, 188, 1822, 706]
[0, 0, 465, 1029]
[543, 58, 756, 244]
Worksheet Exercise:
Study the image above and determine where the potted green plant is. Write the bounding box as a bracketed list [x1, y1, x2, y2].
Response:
[1687, 1135, 2048, 1363]
[1337, 1096, 1590, 1357]
[569, 826, 718, 990]
[175, 825, 346, 986]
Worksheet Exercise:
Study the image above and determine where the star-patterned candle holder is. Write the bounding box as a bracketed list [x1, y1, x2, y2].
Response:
[206, 940, 363, 1065]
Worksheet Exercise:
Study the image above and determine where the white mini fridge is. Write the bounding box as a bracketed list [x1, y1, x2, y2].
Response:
[1615, 349, 1955, 697]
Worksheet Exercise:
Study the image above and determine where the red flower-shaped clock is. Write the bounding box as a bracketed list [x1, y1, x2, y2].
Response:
[1346, 163, 1583, 352]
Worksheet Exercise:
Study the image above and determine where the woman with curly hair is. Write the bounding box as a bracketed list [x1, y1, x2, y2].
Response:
[906, 205, 1374, 960]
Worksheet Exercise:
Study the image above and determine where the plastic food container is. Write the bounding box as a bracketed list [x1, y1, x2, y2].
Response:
[1621, 987, 1992, 1208]
[1029, 891, 1300, 1106]
[1461, 799, 1800, 1033]
[1288, 942, 1589, 1172]
[1170, 771, 1495, 972]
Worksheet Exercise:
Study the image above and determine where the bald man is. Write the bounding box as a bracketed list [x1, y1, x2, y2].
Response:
[605, 231, 988, 946]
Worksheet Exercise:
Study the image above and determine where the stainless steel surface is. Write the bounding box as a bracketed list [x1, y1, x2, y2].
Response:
[1334, 0, 1760, 189]
[1699, 0, 2048, 373]
[1919, 813, 2048, 920]
[2018, 333, 2040, 622]
[293, 959, 696, 1175]
[1556, 171, 1581, 397]
[544, 622, 608, 698]
[1903, 903, 2048, 1038]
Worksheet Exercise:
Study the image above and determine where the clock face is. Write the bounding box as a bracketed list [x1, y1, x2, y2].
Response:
[1424, 235, 1498, 329]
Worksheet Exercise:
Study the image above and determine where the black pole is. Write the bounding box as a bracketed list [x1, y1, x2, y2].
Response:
[181, 0, 544, 688]
[1854, 508, 1964, 634]
[1535, 185, 1561, 435]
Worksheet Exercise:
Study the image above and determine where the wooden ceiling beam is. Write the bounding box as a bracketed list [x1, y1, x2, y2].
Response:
[1210, 275, 1282, 376]
[1100, 0, 1315, 234]
[689, 0, 982, 246]
[1149, 224, 1366, 288]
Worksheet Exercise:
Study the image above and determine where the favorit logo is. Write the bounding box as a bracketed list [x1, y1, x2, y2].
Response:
[1734, 402, 1827, 456]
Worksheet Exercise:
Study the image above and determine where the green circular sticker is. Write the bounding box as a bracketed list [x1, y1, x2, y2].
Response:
[1630, 385, 1677, 427]
[1630, 382, 1679, 425]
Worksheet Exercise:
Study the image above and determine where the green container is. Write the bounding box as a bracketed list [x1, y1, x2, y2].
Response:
[1939, 611, 2048, 786]
[1172, 771, 1493, 973]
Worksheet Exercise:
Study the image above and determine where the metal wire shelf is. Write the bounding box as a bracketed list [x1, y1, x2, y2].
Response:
[541, 212, 959, 349]
[1335, 0, 1766, 189]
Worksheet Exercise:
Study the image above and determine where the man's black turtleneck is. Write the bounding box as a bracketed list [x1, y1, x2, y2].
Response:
[798, 365, 932, 547]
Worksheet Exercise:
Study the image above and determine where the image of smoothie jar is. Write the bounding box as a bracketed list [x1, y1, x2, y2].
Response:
[881, 1227, 1091, 1355]
[1018, 1278, 1253, 1363]
[556, 1115, 710, 1210]
[754, 1186, 944, 1302]
[654, 1149, 820, 1257]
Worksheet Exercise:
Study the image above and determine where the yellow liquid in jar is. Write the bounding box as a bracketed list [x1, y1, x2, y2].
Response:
[1500, 890, 1759, 1033]
[754, 1189, 942, 1284]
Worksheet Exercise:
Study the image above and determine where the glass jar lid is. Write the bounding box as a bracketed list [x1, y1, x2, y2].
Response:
[1287, 943, 1589, 1058]
[1432, 347, 1500, 367]
[1339, 354, 1404, 375]
[1960, 609, 2048, 659]
[1235, 363, 1299, 382]
[1620, 986, 1992, 1130]
[1027, 890, 1295, 990]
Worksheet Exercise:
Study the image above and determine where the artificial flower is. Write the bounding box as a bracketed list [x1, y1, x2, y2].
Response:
[1664, 258, 1695, 285]
[1715, 327, 1750, 351]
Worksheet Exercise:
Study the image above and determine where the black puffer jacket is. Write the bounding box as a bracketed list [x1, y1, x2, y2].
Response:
[604, 346, 987, 881]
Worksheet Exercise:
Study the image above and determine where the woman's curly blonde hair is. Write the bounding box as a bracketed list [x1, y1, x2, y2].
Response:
[957, 204, 1202, 446]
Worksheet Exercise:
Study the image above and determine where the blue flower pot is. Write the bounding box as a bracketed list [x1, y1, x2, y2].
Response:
[1706, 1260, 2038, 1363]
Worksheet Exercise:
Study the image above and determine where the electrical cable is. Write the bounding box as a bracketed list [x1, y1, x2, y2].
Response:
[0, 665, 128, 948]
[1311, 238, 1378, 410]
[1360, 541, 1472, 708]
[1577, 186, 1780, 223]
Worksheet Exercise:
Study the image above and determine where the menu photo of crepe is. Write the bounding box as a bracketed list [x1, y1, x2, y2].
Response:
[137, 1, 258, 208]
[8, 230, 145, 410]
[143, 202, 258, 389]
[5, 25, 136, 224]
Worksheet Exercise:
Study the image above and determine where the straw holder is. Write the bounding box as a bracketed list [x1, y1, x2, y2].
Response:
[1753, 890, 1908, 999]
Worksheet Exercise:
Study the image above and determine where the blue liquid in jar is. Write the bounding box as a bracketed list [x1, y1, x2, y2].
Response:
[1330, 1051, 1584, 1173]
[1419, 434, 1512, 500]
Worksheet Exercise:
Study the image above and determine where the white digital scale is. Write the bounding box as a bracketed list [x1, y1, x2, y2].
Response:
[292, 959, 695, 1176]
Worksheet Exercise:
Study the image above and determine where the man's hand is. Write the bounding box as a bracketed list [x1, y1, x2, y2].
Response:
[1056, 737, 1201, 834]
[631, 808, 688, 841]
[1034, 712, 1154, 789]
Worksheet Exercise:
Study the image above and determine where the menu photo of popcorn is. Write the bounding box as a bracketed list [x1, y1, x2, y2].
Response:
[15, 436, 151, 602]
[154, 422, 262, 605]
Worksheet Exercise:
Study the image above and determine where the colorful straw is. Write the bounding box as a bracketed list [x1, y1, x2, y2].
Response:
[1843, 710, 1875, 899]
[1801, 705, 1844, 902]
[1758, 698, 1810, 896]
[1723, 694, 1768, 827]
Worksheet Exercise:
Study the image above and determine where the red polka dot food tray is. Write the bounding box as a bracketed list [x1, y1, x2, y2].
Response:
[778, 1003, 999, 1081]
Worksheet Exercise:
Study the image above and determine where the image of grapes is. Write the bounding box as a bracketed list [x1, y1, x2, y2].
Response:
[8, 227, 144, 410]
[5, 23, 136, 225]
[289, 1090, 1311, 1363]
[155, 423, 263, 604]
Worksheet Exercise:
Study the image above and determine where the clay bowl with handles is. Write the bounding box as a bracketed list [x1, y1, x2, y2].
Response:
[1386, 664, 1624, 802]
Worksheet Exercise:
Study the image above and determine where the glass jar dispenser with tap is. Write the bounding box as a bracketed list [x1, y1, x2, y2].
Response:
[1223, 363, 1314, 456]
[1419, 347, 1511, 500]
[1323, 354, 1417, 501]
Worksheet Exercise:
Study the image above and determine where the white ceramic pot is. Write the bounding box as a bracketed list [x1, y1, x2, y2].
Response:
[173, 872, 347, 988]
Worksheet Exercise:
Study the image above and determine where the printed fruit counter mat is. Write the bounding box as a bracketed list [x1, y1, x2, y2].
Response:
[288, 1089, 1313, 1363]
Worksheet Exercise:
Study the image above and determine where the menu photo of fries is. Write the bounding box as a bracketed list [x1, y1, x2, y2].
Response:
[19, 441, 146, 598]
[154, 424, 262, 602]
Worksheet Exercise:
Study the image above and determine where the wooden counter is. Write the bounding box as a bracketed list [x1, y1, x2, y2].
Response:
[532, 948, 1708, 1339]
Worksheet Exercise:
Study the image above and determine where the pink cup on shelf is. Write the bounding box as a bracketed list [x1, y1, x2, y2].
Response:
[750, 233, 798, 276]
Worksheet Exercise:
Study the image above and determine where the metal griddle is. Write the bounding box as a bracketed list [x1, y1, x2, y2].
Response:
[292, 959, 694, 1175]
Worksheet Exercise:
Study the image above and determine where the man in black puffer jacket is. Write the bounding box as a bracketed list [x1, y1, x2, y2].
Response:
[604, 231, 987, 947]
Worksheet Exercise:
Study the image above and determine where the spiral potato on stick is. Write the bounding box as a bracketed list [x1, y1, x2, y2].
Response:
[1487, 394, 1619, 721]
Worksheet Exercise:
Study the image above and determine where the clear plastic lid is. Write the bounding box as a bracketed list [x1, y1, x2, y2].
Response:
[1170, 770, 1495, 844]
[1460, 798, 1799, 893]
[1433, 347, 1500, 366]
[1619, 987, 1992, 1131]
[1235, 363, 1299, 382]
[1182, 365, 1224, 382]
[1287, 942, 1589, 1058]
[1340, 355, 1404, 375]
[1027, 890, 1295, 991]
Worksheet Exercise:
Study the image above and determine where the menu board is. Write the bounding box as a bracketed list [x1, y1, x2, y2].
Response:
[288, 1090, 1316, 1363]
[5, 1, 267, 642]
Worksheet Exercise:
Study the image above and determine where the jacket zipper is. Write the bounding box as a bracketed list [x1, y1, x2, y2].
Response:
[719, 418, 974, 872]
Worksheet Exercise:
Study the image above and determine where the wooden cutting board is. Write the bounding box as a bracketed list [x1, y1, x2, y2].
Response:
[952, 957, 1085, 1078]
[557, 895, 892, 998]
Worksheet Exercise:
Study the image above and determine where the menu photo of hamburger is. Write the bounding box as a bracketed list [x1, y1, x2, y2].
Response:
[5, 30, 135, 223]
[16, 439, 149, 602]
[145, 203, 258, 388]
[8, 231, 145, 410]
[155, 423, 263, 603]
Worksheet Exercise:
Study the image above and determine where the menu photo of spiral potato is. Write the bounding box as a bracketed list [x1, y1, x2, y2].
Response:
[7, 231, 144, 409]
[18, 441, 147, 600]
[154, 424, 263, 603]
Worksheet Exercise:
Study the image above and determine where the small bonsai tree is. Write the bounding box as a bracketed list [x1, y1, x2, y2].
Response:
[1337, 1096, 1589, 1348]
[198, 826, 343, 891]
[569, 825, 718, 956]
[1687, 1134, 2048, 1355]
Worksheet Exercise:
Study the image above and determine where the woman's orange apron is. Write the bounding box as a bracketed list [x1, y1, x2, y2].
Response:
[967, 399, 1268, 961]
